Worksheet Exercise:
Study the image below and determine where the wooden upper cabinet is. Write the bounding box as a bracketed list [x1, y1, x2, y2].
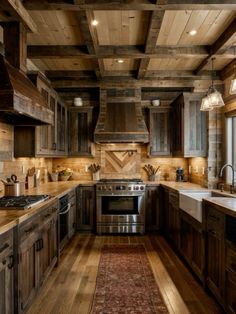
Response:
[68, 106, 94, 157]
[148, 107, 171, 156]
[171, 93, 207, 157]
[14, 73, 67, 157]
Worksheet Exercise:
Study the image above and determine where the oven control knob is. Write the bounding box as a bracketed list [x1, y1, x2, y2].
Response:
[128, 187, 132, 190]
[109, 186, 112, 191]
[135, 186, 139, 190]
[98, 186, 101, 190]
[140, 186, 144, 190]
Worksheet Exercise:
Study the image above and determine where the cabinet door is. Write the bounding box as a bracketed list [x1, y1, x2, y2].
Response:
[226, 271, 236, 313]
[18, 236, 38, 312]
[179, 212, 192, 263]
[148, 108, 171, 156]
[77, 186, 95, 232]
[57, 102, 67, 155]
[168, 191, 179, 247]
[205, 206, 225, 305]
[68, 193, 76, 239]
[68, 107, 94, 156]
[145, 186, 160, 232]
[0, 230, 14, 314]
[191, 223, 204, 280]
[171, 96, 184, 156]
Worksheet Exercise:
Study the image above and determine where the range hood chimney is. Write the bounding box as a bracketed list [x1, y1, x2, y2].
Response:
[0, 22, 53, 125]
[94, 94, 149, 143]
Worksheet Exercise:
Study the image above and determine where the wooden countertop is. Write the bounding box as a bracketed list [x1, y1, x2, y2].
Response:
[204, 197, 236, 218]
[0, 181, 95, 235]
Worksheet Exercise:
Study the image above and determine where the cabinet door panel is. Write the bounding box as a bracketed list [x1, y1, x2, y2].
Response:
[77, 186, 95, 232]
[148, 108, 171, 156]
[145, 186, 160, 232]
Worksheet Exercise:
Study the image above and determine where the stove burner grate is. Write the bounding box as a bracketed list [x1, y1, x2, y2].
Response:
[0, 195, 50, 210]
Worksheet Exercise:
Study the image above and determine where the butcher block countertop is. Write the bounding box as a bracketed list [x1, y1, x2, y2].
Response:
[0, 181, 94, 235]
[203, 197, 236, 218]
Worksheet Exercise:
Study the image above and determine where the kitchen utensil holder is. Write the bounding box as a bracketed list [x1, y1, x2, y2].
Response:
[92, 172, 100, 181]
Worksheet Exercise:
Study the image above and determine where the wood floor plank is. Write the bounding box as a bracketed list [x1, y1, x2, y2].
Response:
[27, 234, 223, 314]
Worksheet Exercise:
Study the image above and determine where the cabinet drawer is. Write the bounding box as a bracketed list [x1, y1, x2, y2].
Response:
[206, 208, 224, 234]
[19, 215, 40, 242]
[0, 229, 13, 259]
[40, 201, 58, 223]
[226, 245, 236, 275]
[169, 191, 179, 207]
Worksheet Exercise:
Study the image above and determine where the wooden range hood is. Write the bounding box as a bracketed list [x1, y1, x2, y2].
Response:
[94, 101, 149, 143]
[0, 22, 53, 125]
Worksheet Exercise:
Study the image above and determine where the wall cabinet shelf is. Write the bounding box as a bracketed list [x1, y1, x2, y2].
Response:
[171, 93, 207, 157]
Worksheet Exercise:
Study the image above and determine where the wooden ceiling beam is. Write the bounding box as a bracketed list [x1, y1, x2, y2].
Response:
[76, 10, 104, 79]
[220, 59, 236, 80]
[195, 17, 236, 74]
[45, 69, 220, 80]
[0, 0, 37, 32]
[51, 78, 195, 89]
[22, 0, 236, 11]
[27, 44, 236, 60]
[137, 9, 165, 79]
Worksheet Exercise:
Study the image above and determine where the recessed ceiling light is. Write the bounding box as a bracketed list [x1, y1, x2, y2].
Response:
[117, 59, 124, 64]
[91, 19, 98, 26]
[188, 29, 197, 36]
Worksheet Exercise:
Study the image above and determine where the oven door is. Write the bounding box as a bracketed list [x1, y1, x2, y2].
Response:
[96, 194, 145, 224]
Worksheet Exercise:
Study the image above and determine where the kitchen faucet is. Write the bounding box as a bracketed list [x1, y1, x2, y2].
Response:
[219, 164, 235, 194]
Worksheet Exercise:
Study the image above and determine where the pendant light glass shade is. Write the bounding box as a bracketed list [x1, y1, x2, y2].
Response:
[229, 73, 236, 95]
[200, 58, 225, 111]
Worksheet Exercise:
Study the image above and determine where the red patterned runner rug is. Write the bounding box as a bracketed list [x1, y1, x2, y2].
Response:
[90, 244, 169, 314]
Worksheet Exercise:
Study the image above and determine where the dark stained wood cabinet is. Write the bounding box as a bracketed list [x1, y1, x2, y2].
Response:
[14, 73, 67, 157]
[168, 190, 179, 248]
[68, 189, 76, 239]
[179, 210, 204, 281]
[204, 203, 225, 306]
[0, 229, 14, 314]
[171, 93, 207, 157]
[145, 185, 161, 232]
[17, 200, 58, 313]
[76, 185, 95, 232]
[148, 107, 171, 157]
[161, 186, 170, 236]
[68, 106, 94, 157]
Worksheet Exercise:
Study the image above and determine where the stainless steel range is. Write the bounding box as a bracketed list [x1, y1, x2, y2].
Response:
[96, 179, 146, 234]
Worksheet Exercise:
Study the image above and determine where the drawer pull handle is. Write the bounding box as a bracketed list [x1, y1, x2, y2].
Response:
[0, 243, 9, 253]
[209, 214, 219, 221]
[8, 255, 14, 269]
[208, 229, 217, 236]
[24, 224, 38, 234]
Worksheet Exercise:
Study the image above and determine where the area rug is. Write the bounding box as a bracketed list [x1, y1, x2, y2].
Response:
[90, 244, 169, 314]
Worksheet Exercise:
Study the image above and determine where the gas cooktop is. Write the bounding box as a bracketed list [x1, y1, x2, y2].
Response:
[0, 195, 50, 210]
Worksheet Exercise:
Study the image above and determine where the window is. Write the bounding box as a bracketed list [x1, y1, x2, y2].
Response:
[226, 116, 236, 183]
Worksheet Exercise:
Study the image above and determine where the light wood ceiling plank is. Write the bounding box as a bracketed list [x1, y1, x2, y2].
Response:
[104, 59, 139, 71]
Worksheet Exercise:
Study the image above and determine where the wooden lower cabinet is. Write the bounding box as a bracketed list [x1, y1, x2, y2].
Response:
[225, 242, 236, 313]
[0, 229, 14, 314]
[76, 186, 95, 232]
[168, 190, 179, 247]
[204, 202, 225, 307]
[179, 210, 204, 281]
[17, 200, 58, 313]
[145, 185, 160, 232]
[68, 189, 76, 239]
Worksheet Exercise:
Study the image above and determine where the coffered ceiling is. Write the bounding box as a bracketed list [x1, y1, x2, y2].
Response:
[1, 1, 236, 101]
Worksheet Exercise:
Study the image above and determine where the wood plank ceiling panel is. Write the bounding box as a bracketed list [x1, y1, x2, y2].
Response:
[103, 59, 139, 71]
[157, 10, 236, 45]
[93, 11, 150, 45]
[148, 57, 205, 71]
[32, 58, 93, 71]
[27, 11, 84, 45]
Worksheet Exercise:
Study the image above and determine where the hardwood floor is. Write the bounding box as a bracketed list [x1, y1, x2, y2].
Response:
[27, 234, 223, 314]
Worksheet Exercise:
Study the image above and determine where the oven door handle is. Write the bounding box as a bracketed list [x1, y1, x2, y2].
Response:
[59, 203, 71, 215]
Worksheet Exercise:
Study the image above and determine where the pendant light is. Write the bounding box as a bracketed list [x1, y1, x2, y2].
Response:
[200, 58, 225, 111]
[229, 61, 236, 95]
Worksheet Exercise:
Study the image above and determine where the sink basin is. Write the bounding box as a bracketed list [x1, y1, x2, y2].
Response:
[179, 191, 217, 223]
